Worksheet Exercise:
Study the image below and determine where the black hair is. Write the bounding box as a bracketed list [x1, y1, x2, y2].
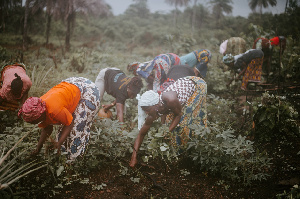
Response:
[11, 73, 23, 98]
[128, 76, 143, 94]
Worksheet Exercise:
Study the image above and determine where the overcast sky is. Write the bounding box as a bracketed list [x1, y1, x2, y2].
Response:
[107, 0, 286, 17]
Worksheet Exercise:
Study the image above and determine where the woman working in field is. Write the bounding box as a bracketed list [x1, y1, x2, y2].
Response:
[252, 36, 286, 75]
[223, 49, 264, 90]
[179, 49, 212, 79]
[0, 63, 32, 110]
[129, 76, 207, 168]
[219, 37, 246, 56]
[18, 77, 100, 162]
[127, 53, 181, 92]
[95, 67, 143, 122]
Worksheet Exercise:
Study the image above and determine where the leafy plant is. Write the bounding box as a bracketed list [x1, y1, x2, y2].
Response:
[252, 92, 299, 142]
[0, 128, 47, 195]
[187, 122, 272, 185]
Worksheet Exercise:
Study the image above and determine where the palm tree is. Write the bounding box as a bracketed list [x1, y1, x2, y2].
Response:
[0, 0, 22, 32]
[248, 0, 277, 15]
[165, 0, 190, 26]
[209, 0, 233, 27]
[23, 0, 31, 50]
[62, 0, 112, 52]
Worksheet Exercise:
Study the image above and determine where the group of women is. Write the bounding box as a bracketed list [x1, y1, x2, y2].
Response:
[1, 35, 284, 166]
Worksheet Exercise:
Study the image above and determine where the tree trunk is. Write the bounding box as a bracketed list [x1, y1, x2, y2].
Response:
[285, 0, 289, 13]
[45, 0, 52, 45]
[191, 0, 197, 34]
[174, 5, 178, 27]
[65, 15, 71, 52]
[45, 14, 51, 44]
[23, 0, 30, 51]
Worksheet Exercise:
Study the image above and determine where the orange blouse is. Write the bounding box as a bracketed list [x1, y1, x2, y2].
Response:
[38, 82, 81, 128]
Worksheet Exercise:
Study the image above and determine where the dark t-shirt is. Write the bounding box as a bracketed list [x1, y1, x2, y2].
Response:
[167, 65, 195, 80]
[235, 49, 264, 70]
[104, 69, 129, 104]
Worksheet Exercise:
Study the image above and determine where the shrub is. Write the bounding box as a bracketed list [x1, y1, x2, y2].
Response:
[187, 122, 272, 185]
[252, 92, 299, 143]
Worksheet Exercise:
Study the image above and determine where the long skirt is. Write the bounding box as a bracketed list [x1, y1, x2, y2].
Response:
[166, 76, 207, 150]
[57, 77, 101, 162]
[241, 57, 264, 90]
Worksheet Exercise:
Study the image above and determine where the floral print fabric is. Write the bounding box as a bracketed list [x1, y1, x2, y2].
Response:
[241, 57, 263, 90]
[165, 76, 207, 150]
[57, 77, 100, 162]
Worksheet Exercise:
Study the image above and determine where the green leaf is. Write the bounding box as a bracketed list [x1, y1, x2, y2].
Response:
[160, 146, 168, 152]
[56, 166, 64, 177]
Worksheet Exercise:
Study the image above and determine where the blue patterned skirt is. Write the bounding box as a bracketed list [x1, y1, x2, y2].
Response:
[57, 77, 100, 162]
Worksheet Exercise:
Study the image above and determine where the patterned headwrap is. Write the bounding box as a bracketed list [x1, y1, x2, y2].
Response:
[127, 62, 140, 72]
[195, 50, 212, 78]
[136, 90, 159, 130]
[222, 54, 234, 64]
[196, 49, 212, 63]
[18, 97, 46, 122]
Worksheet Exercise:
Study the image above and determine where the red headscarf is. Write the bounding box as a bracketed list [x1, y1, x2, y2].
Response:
[270, 36, 280, 46]
[18, 97, 46, 122]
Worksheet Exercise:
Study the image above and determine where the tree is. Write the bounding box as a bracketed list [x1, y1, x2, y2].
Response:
[35, 0, 111, 52]
[184, 3, 210, 32]
[209, 0, 233, 27]
[248, 0, 277, 15]
[191, 0, 198, 34]
[124, 0, 150, 18]
[0, 0, 22, 32]
[23, 0, 31, 50]
[165, 0, 190, 26]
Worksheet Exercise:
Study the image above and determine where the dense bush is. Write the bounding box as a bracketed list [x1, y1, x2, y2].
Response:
[252, 92, 299, 142]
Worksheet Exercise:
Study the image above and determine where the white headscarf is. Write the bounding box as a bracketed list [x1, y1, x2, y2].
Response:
[220, 40, 228, 55]
[136, 90, 159, 130]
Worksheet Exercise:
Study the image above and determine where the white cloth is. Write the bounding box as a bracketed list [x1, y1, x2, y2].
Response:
[137, 90, 159, 130]
[94, 67, 119, 101]
[220, 40, 228, 55]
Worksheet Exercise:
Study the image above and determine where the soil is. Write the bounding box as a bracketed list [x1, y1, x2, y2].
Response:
[20, 143, 299, 199]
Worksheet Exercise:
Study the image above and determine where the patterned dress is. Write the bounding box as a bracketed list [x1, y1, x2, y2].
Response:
[234, 49, 264, 90]
[57, 77, 101, 162]
[163, 76, 207, 150]
[136, 53, 181, 92]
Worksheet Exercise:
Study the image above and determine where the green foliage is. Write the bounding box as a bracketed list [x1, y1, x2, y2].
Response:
[281, 43, 300, 83]
[276, 185, 300, 199]
[207, 94, 237, 127]
[187, 122, 272, 185]
[252, 92, 299, 142]
[0, 46, 12, 61]
[0, 125, 46, 195]
[88, 119, 132, 164]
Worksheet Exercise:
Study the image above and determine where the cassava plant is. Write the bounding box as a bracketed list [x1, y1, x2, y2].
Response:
[187, 122, 272, 185]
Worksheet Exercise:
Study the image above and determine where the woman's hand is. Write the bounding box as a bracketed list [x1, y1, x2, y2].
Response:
[129, 156, 138, 168]
[53, 142, 61, 156]
[30, 148, 40, 157]
[48, 140, 61, 156]
[102, 103, 114, 111]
